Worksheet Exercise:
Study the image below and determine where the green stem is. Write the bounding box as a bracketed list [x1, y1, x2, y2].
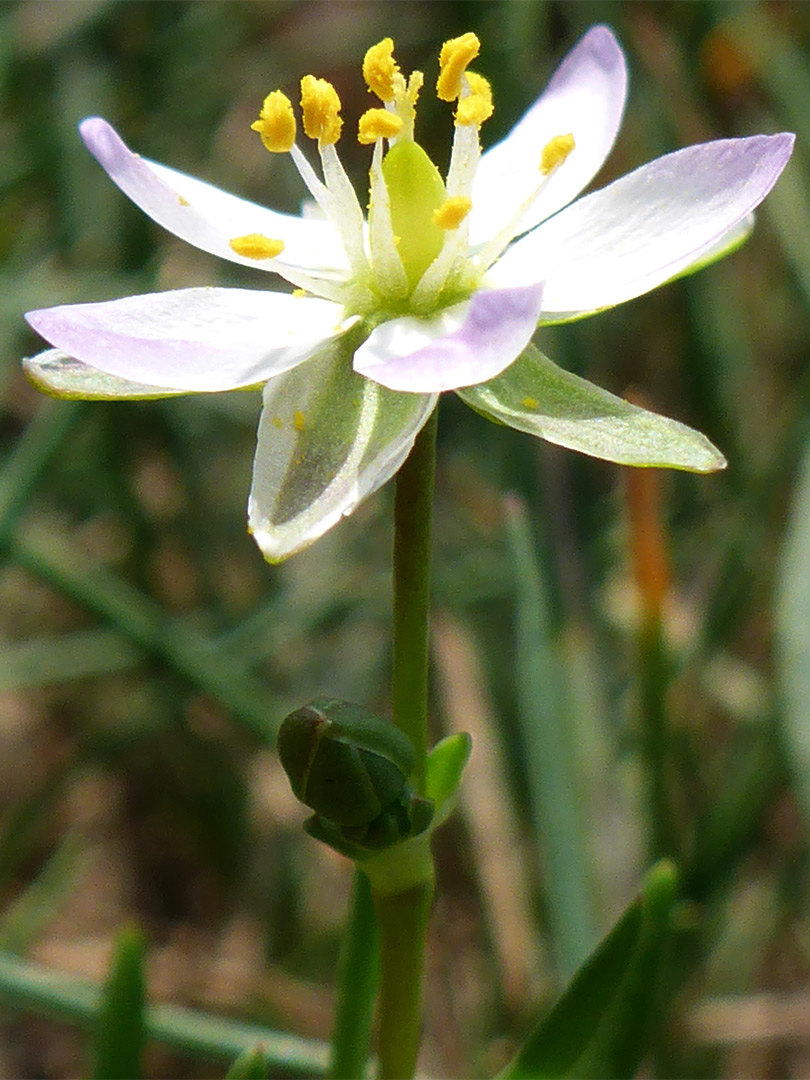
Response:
[371, 407, 438, 1079]
[372, 880, 433, 1080]
[329, 870, 378, 1079]
[392, 407, 438, 793]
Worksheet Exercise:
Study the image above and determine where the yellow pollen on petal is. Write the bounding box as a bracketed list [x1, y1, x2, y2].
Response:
[363, 38, 399, 102]
[177, 194, 190, 206]
[437, 32, 480, 101]
[522, 396, 539, 409]
[272, 416, 284, 429]
[358, 108, 403, 145]
[300, 75, 343, 144]
[229, 234, 285, 260]
[540, 133, 576, 175]
[432, 195, 472, 230]
[293, 410, 307, 431]
[250, 90, 296, 153]
[292, 288, 307, 297]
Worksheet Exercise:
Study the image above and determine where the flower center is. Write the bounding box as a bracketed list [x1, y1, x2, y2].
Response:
[246, 33, 575, 315]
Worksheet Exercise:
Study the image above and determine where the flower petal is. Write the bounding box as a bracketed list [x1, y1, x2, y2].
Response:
[469, 25, 627, 246]
[489, 133, 795, 317]
[248, 333, 437, 561]
[353, 284, 544, 393]
[79, 117, 350, 287]
[457, 344, 726, 472]
[23, 348, 188, 399]
[26, 288, 349, 392]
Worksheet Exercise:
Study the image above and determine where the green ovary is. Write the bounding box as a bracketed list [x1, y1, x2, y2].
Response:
[382, 140, 446, 291]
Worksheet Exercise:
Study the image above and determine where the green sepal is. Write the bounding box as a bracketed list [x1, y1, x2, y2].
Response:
[458, 344, 726, 472]
[250, 330, 436, 561]
[499, 860, 679, 1080]
[92, 923, 146, 1080]
[24, 350, 188, 400]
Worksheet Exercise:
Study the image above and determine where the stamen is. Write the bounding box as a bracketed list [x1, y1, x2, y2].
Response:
[358, 108, 403, 145]
[229, 234, 285, 260]
[437, 32, 480, 101]
[300, 75, 343, 145]
[251, 90, 296, 153]
[363, 38, 399, 102]
[540, 133, 576, 174]
[433, 196, 472, 230]
[475, 132, 578, 274]
[455, 71, 493, 127]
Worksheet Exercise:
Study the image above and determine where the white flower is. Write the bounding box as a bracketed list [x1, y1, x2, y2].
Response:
[23, 27, 793, 559]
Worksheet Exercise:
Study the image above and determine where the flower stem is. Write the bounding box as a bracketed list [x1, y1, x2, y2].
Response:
[371, 406, 438, 1079]
[372, 879, 433, 1080]
[392, 406, 438, 791]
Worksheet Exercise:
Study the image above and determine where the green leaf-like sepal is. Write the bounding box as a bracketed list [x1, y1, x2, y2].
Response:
[24, 349, 188, 400]
[458, 344, 726, 472]
[250, 332, 436, 561]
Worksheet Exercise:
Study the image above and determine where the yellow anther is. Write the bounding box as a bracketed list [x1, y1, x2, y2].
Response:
[229, 234, 285, 260]
[456, 75, 494, 127]
[437, 32, 480, 101]
[293, 410, 307, 431]
[300, 75, 343, 145]
[292, 288, 307, 298]
[250, 90, 297, 153]
[363, 38, 399, 102]
[358, 108, 403, 145]
[540, 133, 576, 175]
[432, 196, 472, 230]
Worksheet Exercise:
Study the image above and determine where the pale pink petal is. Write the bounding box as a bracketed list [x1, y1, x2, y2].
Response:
[353, 284, 544, 393]
[489, 134, 795, 316]
[26, 288, 349, 392]
[79, 118, 350, 285]
[470, 25, 627, 246]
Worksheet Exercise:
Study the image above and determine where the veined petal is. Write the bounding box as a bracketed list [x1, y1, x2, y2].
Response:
[457, 344, 726, 472]
[489, 133, 795, 317]
[79, 118, 350, 290]
[469, 25, 626, 247]
[248, 334, 437, 561]
[23, 348, 188, 399]
[26, 288, 349, 392]
[354, 284, 544, 393]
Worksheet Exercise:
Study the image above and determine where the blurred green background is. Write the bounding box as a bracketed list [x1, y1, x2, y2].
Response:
[2, 1, 810, 1076]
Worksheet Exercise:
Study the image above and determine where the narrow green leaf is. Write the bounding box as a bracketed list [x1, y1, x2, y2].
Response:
[0, 829, 92, 953]
[226, 1047, 270, 1079]
[504, 496, 597, 979]
[329, 870, 377, 1080]
[458, 344, 726, 472]
[0, 949, 328, 1074]
[0, 628, 141, 692]
[8, 523, 277, 743]
[775, 438, 810, 830]
[93, 925, 146, 1080]
[500, 860, 679, 1080]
